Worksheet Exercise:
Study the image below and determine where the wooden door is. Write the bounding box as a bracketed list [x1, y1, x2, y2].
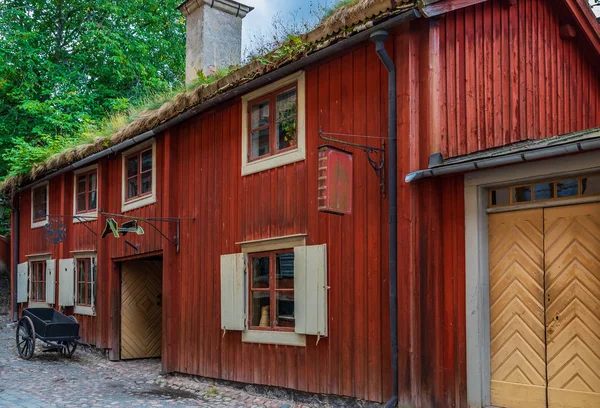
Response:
[544, 203, 600, 408]
[489, 209, 547, 408]
[121, 260, 162, 360]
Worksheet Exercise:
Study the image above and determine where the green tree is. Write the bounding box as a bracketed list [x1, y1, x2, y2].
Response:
[0, 0, 185, 177]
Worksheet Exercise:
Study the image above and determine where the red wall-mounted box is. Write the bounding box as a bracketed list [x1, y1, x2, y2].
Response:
[317, 145, 353, 215]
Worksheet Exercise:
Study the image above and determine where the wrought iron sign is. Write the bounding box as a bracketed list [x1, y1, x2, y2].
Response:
[43, 218, 67, 244]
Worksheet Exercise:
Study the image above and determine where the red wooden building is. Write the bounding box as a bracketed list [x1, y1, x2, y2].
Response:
[5, 0, 600, 407]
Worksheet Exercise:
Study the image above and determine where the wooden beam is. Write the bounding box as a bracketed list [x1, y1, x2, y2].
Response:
[562, 0, 600, 54]
[501, 0, 517, 8]
[559, 23, 577, 40]
[418, 0, 487, 18]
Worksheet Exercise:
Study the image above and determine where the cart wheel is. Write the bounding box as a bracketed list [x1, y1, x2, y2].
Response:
[16, 316, 36, 360]
[59, 341, 78, 358]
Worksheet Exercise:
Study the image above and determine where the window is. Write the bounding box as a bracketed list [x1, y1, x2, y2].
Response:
[75, 171, 97, 213]
[126, 148, 153, 200]
[30, 261, 46, 303]
[121, 140, 157, 212]
[248, 85, 298, 160]
[31, 182, 49, 228]
[75, 257, 95, 310]
[241, 72, 306, 176]
[248, 250, 295, 331]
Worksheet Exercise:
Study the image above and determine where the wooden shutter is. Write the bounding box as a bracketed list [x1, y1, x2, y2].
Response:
[294, 244, 328, 336]
[17, 262, 28, 303]
[58, 258, 75, 307]
[45, 259, 56, 304]
[220, 253, 246, 331]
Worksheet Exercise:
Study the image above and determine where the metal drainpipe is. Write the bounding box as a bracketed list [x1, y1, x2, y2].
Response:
[12, 198, 19, 322]
[371, 30, 398, 408]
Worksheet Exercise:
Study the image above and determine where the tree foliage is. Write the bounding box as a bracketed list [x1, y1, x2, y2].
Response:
[0, 0, 185, 177]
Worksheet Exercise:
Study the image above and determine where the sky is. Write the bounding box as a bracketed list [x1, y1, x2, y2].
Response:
[239, 0, 600, 54]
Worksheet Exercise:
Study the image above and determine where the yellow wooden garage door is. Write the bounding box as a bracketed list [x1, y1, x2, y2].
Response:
[489, 209, 547, 408]
[121, 260, 162, 360]
[544, 203, 600, 408]
[489, 203, 600, 408]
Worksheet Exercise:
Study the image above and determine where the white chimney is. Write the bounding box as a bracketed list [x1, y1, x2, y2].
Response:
[178, 0, 253, 84]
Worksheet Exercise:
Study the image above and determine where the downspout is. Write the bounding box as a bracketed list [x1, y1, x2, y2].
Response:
[12, 197, 19, 322]
[370, 30, 398, 408]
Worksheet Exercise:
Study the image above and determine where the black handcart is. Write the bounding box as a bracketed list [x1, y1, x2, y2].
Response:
[16, 308, 84, 360]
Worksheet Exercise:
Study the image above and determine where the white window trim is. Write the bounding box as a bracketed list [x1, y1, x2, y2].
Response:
[73, 251, 96, 316]
[121, 139, 157, 212]
[240, 234, 306, 347]
[241, 71, 306, 176]
[464, 150, 600, 408]
[31, 181, 49, 229]
[73, 165, 98, 223]
[27, 253, 51, 308]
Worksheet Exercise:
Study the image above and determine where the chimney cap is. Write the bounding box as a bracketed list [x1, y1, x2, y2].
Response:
[177, 0, 253, 18]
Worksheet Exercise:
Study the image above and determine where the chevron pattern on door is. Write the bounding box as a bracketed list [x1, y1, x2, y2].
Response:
[489, 209, 547, 408]
[545, 203, 600, 408]
[121, 260, 162, 360]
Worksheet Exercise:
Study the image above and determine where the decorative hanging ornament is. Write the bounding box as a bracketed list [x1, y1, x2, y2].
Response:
[44, 218, 67, 244]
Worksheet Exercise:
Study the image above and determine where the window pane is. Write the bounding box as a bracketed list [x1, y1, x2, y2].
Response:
[251, 256, 269, 288]
[275, 291, 294, 328]
[141, 172, 152, 194]
[33, 186, 47, 219]
[276, 118, 297, 151]
[89, 191, 97, 210]
[251, 291, 270, 327]
[141, 150, 152, 172]
[37, 283, 44, 302]
[534, 183, 554, 200]
[127, 156, 138, 178]
[127, 178, 138, 198]
[250, 128, 270, 158]
[276, 88, 296, 120]
[251, 100, 269, 129]
[87, 283, 92, 305]
[557, 179, 578, 198]
[276, 253, 294, 289]
[78, 262, 85, 282]
[78, 283, 86, 304]
[89, 173, 97, 191]
[582, 175, 600, 196]
[77, 176, 87, 194]
[490, 188, 510, 206]
[77, 194, 86, 212]
[513, 186, 531, 203]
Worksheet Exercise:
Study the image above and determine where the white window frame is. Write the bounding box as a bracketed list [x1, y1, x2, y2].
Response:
[73, 164, 99, 223]
[464, 150, 600, 407]
[73, 251, 97, 316]
[31, 181, 49, 229]
[241, 71, 306, 176]
[238, 234, 307, 347]
[121, 139, 157, 212]
[27, 253, 52, 308]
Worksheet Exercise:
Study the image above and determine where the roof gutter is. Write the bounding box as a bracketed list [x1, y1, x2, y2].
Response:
[405, 137, 600, 182]
[17, 7, 421, 194]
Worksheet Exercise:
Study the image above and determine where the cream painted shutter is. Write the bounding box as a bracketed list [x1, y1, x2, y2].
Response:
[294, 244, 328, 336]
[45, 259, 56, 304]
[58, 258, 75, 307]
[17, 262, 28, 303]
[220, 253, 247, 331]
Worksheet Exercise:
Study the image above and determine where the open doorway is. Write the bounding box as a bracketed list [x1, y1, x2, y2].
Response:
[120, 258, 162, 360]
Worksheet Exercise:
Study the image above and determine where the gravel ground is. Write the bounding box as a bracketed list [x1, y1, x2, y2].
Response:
[0, 315, 315, 408]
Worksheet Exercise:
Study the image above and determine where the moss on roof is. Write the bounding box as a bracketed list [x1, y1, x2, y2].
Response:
[0, 0, 415, 197]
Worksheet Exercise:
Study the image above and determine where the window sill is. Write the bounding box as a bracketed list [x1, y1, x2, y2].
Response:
[31, 218, 48, 229]
[73, 212, 98, 223]
[242, 330, 306, 347]
[74, 305, 95, 316]
[28, 301, 50, 308]
[122, 194, 157, 212]
[242, 147, 305, 176]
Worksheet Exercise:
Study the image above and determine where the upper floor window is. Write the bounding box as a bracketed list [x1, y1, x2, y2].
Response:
[31, 182, 49, 228]
[121, 139, 157, 212]
[241, 72, 306, 176]
[76, 171, 97, 213]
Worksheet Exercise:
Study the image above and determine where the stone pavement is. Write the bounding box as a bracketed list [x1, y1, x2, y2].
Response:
[0, 316, 315, 408]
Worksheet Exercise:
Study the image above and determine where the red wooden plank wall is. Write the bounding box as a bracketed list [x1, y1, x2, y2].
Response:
[439, 0, 600, 159]
[9, 0, 600, 405]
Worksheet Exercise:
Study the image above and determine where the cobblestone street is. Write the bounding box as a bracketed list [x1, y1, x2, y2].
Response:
[0, 317, 313, 408]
